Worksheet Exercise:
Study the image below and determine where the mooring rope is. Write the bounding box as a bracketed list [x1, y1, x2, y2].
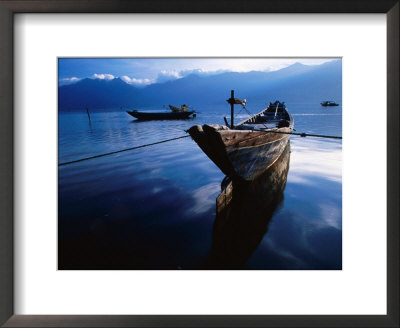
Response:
[58, 135, 190, 167]
[59, 127, 341, 167]
[255, 129, 342, 139]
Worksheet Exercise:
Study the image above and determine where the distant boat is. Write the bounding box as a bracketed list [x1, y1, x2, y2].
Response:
[321, 101, 339, 106]
[188, 93, 294, 181]
[127, 110, 195, 120]
[168, 104, 190, 112]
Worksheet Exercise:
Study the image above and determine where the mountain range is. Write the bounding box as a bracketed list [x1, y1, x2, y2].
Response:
[58, 60, 342, 111]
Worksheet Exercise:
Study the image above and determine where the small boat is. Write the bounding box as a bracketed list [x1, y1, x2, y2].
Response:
[188, 92, 294, 181]
[168, 104, 190, 112]
[127, 110, 195, 120]
[321, 101, 339, 106]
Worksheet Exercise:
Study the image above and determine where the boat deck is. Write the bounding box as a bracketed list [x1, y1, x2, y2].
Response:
[235, 123, 277, 131]
[236, 109, 291, 131]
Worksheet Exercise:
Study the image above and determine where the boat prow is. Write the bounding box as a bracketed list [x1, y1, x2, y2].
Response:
[188, 99, 294, 181]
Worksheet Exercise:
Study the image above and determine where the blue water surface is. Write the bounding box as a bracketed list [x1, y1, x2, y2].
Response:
[58, 102, 342, 269]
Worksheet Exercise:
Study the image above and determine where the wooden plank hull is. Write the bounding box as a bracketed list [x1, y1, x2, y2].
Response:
[127, 110, 194, 120]
[188, 106, 293, 181]
[226, 133, 290, 180]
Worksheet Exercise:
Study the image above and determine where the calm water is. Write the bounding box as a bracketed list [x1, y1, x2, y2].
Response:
[58, 102, 342, 270]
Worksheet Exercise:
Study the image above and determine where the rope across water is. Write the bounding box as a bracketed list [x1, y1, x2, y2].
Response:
[59, 129, 341, 167]
[256, 130, 342, 139]
[58, 135, 190, 167]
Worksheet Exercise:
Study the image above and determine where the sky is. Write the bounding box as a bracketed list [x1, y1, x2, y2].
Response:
[58, 58, 337, 87]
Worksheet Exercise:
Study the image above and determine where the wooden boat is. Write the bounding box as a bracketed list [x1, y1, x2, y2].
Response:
[127, 110, 195, 120]
[188, 96, 294, 181]
[168, 104, 190, 112]
[321, 101, 339, 106]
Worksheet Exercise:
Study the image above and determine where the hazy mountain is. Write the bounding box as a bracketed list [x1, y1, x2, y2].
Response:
[58, 77, 142, 110]
[58, 60, 341, 111]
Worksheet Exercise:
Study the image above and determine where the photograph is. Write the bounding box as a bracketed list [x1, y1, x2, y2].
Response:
[58, 57, 342, 270]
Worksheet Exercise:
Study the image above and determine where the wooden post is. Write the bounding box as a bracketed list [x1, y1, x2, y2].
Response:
[230, 90, 234, 128]
[86, 107, 91, 123]
[223, 116, 229, 127]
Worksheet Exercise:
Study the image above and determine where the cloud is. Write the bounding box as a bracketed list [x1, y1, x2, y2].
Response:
[155, 68, 231, 83]
[156, 70, 183, 83]
[120, 75, 153, 86]
[92, 73, 115, 80]
[58, 77, 81, 86]
[181, 68, 229, 76]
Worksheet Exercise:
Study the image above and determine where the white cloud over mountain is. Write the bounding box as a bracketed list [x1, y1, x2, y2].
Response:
[120, 75, 153, 86]
[92, 73, 115, 80]
[58, 77, 81, 86]
[156, 70, 183, 83]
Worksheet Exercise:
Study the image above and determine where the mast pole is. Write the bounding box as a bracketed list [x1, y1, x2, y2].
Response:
[230, 90, 234, 128]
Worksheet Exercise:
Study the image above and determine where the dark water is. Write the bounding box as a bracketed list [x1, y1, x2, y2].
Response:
[58, 102, 342, 270]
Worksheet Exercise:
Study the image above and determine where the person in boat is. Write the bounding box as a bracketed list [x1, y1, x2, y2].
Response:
[169, 104, 189, 112]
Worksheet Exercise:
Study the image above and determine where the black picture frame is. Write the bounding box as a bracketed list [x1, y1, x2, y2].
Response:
[0, 1, 398, 327]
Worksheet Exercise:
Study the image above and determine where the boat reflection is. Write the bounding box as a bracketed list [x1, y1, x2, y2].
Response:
[204, 142, 291, 269]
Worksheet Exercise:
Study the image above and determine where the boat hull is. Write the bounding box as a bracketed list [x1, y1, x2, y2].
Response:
[226, 133, 290, 180]
[321, 102, 339, 106]
[127, 110, 194, 120]
[188, 123, 291, 181]
[188, 104, 293, 181]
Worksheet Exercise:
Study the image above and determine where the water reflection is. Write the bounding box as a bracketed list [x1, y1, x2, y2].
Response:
[204, 142, 291, 269]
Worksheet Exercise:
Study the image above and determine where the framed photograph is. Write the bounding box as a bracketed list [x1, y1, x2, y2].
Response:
[0, 1, 398, 327]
